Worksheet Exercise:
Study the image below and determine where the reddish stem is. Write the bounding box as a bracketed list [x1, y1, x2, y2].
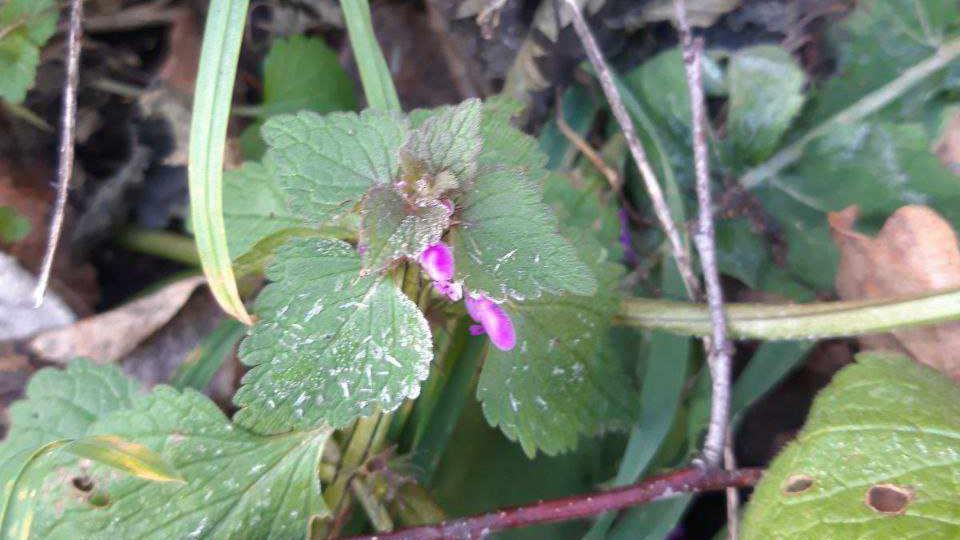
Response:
[337, 467, 763, 540]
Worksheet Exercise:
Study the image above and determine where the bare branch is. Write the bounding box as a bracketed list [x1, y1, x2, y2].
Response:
[336, 467, 763, 540]
[33, 0, 85, 307]
[558, 0, 702, 300]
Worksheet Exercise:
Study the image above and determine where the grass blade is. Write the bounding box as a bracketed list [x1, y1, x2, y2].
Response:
[339, 0, 400, 112]
[187, 0, 253, 324]
[62, 435, 184, 483]
[170, 318, 244, 391]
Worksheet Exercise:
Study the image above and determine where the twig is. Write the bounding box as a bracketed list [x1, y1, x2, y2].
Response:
[336, 467, 762, 540]
[673, 0, 732, 470]
[724, 427, 741, 540]
[33, 0, 84, 307]
[554, 91, 621, 190]
[559, 0, 701, 300]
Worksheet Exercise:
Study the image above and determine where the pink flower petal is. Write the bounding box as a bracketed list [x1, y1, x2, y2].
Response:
[433, 280, 463, 301]
[465, 294, 516, 351]
[419, 242, 454, 282]
[469, 324, 485, 336]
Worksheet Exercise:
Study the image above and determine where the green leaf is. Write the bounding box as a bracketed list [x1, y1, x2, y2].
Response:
[33, 386, 329, 540]
[170, 318, 245, 391]
[0, 0, 57, 104]
[0, 206, 30, 242]
[222, 162, 305, 260]
[742, 352, 960, 539]
[234, 237, 433, 434]
[451, 170, 596, 301]
[477, 234, 635, 456]
[726, 45, 806, 165]
[0, 360, 146, 540]
[264, 109, 406, 224]
[359, 185, 450, 272]
[261, 35, 357, 116]
[806, 0, 960, 124]
[187, 0, 253, 324]
[479, 97, 549, 182]
[403, 99, 482, 184]
[715, 218, 768, 288]
[60, 435, 183, 483]
[543, 171, 623, 260]
[756, 120, 960, 289]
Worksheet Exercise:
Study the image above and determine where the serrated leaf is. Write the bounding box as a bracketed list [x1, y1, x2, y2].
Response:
[477, 234, 635, 456]
[403, 99, 482, 183]
[29, 386, 329, 540]
[261, 35, 357, 117]
[726, 45, 806, 166]
[742, 352, 960, 539]
[0, 0, 58, 104]
[479, 97, 549, 182]
[451, 170, 596, 301]
[234, 237, 432, 434]
[222, 162, 305, 259]
[264, 109, 407, 224]
[359, 185, 449, 272]
[0, 360, 145, 540]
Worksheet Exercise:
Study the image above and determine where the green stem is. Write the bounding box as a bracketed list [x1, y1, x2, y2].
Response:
[618, 287, 960, 339]
[739, 35, 960, 189]
[116, 228, 200, 266]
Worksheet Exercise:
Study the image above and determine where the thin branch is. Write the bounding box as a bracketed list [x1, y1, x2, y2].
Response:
[673, 0, 732, 470]
[554, 91, 621, 190]
[336, 467, 763, 540]
[724, 427, 741, 540]
[33, 0, 84, 307]
[559, 0, 702, 300]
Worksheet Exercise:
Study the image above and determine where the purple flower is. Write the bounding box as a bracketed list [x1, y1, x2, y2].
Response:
[419, 241, 516, 351]
[419, 242, 455, 282]
[465, 294, 516, 351]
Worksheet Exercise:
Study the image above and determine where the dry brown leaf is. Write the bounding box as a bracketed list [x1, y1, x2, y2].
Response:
[0, 159, 99, 314]
[27, 275, 205, 364]
[829, 205, 960, 381]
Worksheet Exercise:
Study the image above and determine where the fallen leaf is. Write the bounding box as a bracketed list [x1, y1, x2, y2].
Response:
[829, 205, 960, 381]
[27, 275, 206, 364]
[0, 252, 74, 341]
[0, 158, 99, 313]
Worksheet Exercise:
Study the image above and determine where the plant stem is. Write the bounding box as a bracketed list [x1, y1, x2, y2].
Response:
[739, 34, 960, 189]
[33, 0, 84, 307]
[336, 467, 763, 540]
[674, 0, 732, 470]
[618, 287, 960, 339]
[116, 228, 201, 266]
[560, 0, 701, 300]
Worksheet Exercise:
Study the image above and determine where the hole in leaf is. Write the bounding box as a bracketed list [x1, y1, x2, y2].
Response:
[866, 484, 913, 514]
[72, 476, 93, 492]
[781, 474, 814, 495]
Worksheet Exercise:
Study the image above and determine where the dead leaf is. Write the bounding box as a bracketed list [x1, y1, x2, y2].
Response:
[157, 9, 202, 96]
[0, 158, 99, 314]
[829, 205, 960, 381]
[636, 0, 741, 28]
[934, 107, 960, 174]
[27, 276, 205, 364]
[0, 252, 75, 341]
